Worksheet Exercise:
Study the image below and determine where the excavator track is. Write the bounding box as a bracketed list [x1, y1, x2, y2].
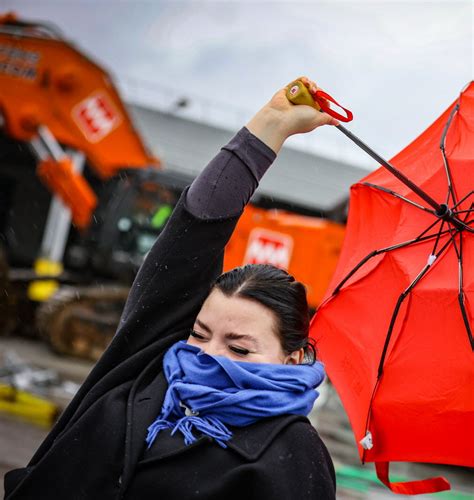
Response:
[36, 285, 129, 361]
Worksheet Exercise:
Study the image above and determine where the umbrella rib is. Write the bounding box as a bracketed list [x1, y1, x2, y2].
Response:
[457, 233, 474, 350]
[332, 218, 447, 295]
[446, 224, 461, 259]
[446, 209, 474, 350]
[439, 103, 460, 206]
[452, 201, 474, 230]
[376, 234, 454, 379]
[449, 193, 474, 233]
[362, 182, 434, 214]
[362, 378, 381, 464]
[448, 206, 474, 233]
[451, 190, 474, 211]
[431, 219, 446, 255]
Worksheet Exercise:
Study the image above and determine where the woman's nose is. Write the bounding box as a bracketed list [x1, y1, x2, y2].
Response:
[200, 340, 223, 357]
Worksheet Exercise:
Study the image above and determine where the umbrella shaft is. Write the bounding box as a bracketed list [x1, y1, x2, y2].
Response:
[336, 125, 442, 212]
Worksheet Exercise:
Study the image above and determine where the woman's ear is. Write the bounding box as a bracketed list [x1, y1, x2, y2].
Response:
[285, 348, 305, 365]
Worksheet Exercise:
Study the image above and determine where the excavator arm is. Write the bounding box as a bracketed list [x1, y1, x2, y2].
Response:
[0, 12, 158, 229]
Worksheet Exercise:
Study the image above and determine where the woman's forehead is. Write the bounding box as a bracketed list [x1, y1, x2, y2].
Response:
[201, 288, 274, 319]
[197, 289, 279, 338]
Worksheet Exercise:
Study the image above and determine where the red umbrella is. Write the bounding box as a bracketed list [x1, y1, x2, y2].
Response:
[308, 82, 474, 494]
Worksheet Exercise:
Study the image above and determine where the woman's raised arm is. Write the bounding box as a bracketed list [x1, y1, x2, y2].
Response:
[105, 79, 338, 363]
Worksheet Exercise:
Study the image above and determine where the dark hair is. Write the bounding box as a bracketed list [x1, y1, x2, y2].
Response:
[213, 264, 316, 363]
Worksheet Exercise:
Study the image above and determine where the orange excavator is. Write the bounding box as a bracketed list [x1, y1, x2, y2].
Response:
[0, 12, 183, 357]
[0, 12, 345, 360]
[0, 12, 159, 228]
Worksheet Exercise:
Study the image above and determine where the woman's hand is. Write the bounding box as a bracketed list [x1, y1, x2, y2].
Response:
[246, 77, 339, 153]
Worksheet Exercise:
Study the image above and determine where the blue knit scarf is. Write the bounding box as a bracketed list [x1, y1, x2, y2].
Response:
[146, 341, 325, 449]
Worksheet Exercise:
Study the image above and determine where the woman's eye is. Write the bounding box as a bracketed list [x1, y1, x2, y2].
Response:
[190, 330, 206, 340]
[229, 346, 250, 356]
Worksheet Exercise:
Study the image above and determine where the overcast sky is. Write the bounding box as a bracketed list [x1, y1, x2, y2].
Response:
[4, 0, 473, 168]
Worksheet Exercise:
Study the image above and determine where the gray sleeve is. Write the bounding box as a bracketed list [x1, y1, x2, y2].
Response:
[186, 127, 277, 218]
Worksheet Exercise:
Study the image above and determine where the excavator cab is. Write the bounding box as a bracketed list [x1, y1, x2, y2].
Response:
[67, 169, 186, 281]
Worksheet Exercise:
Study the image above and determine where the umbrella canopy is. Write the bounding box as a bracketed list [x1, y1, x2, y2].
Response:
[311, 82, 474, 494]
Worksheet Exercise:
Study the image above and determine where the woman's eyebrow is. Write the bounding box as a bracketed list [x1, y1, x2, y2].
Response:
[195, 319, 259, 348]
[195, 318, 212, 333]
[225, 332, 259, 348]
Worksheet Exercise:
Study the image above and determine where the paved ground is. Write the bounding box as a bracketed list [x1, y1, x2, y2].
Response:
[1, 336, 473, 499]
[0, 336, 93, 383]
[1, 414, 46, 482]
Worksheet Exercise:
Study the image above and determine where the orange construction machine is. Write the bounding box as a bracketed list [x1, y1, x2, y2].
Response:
[0, 12, 345, 360]
[224, 205, 344, 308]
[0, 12, 184, 357]
[0, 12, 158, 229]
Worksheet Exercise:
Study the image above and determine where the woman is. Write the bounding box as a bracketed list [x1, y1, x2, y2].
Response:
[5, 78, 338, 499]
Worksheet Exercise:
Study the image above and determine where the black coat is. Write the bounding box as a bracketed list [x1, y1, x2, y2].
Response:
[4, 192, 336, 499]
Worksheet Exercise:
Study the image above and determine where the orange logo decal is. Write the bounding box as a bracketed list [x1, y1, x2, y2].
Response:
[244, 229, 293, 270]
[72, 92, 121, 142]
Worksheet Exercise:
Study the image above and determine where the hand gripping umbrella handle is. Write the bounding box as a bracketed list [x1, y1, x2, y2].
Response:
[286, 80, 353, 122]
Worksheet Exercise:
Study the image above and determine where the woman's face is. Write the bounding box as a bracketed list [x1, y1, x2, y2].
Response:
[188, 288, 303, 364]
